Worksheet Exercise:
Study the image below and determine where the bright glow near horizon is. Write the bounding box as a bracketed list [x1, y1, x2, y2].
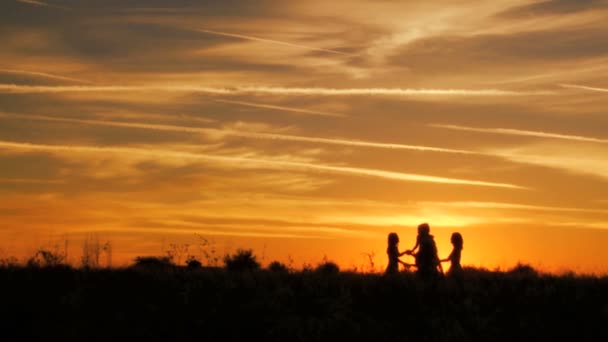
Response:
[1, 0, 608, 275]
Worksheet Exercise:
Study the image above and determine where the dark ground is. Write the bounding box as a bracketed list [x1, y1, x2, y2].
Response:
[1, 265, 607, 342]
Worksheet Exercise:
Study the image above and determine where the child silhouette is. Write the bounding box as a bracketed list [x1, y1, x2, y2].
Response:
[385, 232, 412, 275]
[440, 232, 463, 277]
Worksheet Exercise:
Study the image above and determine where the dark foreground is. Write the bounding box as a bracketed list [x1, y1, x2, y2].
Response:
[1, 265, 607, 342]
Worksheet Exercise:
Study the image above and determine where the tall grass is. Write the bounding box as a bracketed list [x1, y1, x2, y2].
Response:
[0, 263, 606, 341]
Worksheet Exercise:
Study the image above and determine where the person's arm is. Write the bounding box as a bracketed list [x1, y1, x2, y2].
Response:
[399, 260, 413, 268]
[405, 238, 420, 255]
[440, 250, 453, 263]
[436, 254, 445, 274]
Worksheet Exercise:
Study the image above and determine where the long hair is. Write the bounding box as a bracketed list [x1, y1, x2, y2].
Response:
[451, 232, 463, 250]
[388, 232, 399, 245]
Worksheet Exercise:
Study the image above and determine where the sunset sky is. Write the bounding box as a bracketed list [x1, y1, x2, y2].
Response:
[1, 0, 608, 274]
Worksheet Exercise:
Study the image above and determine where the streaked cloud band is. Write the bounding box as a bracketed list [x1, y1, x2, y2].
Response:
[431, 124, 608, 144]
[0, 113, 484, 155]
[215, 99, 344, 117]
[0, 140, 525, 189]
[199, 29, 353, 56]
[0, 84, 550, 96]
[560, 83, 608, 93]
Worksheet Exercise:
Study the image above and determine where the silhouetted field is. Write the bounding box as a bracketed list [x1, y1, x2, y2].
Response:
[1, 265, 606, 342]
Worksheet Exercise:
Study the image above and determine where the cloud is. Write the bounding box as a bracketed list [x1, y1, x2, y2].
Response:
[0, 69, 91, 84]
[497, 0, 607, 18]
[430, 123, 608, 144]
[199, 29, 354, 56]
[487, 142, 608, 181]
[16, 0, 69, 10]
[0, 84, 550, 96]
[0, 112, 484, 155]
[422, 201, 608, 214]
[215, 99, 345, 117]
[0, 140, 526, 189]
[560, 83, 608, 93]
[386, 27, 608, 73]
[0, 177, 63, 184]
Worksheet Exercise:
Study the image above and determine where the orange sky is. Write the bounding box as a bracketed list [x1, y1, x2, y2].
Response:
[1, 0, 608, 275]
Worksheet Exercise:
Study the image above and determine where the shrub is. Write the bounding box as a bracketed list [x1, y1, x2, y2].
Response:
[268, 260, 289, 273]
[186, 256, 202, 269]
[223, 249, 260, 271]
[315, 261, 340, 274]
[132, 256, 173, 269]
[26, 249, 67, 268]
[508, 262, 538, 277]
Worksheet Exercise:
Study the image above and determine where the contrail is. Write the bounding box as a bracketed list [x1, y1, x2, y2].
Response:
[0, 177, 63, 184]
[0, 140, 526, 189]
[17, 0, 49, 6]
[423, 201, 608, 214]
[0, 84, 232, 94]
[237, 86, 544, 96]
[0, 112, 482, 155]
[215, 99, 344, 118]
[199, 29, 353, 56]
[560, 83, 608, 93]
[0, 84, 549, 96]
[0, 69, 92, 84]
[430, 124, 608, 144]
[16, 0, 70, 10]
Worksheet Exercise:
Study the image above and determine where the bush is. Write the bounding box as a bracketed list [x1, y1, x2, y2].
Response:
[508, 262, 539, 276]
[186, 256, 202, 269]
[315, 261, 340, 274]
[268, 260, 289, 273]
[132, 256, 173, 269]
[26, 249, 67, 268]
[223, 249, 260, 271]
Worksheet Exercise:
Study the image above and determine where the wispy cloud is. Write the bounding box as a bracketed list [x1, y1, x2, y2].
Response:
[16, 0, 69, 10]
[430, 124, 608, 144]
[215, 99, 344, 118]
[0, 113, 484, 155]
[0, 177, 63, 184]
[17, 0, 49, 7]
[0, 140, 526, 189]
[423, 201, 608, 214]
[560, 83, 608, 93]
[488, 143, 608, 181]
[0, 84, 230, 94]
[0, 69, 91, 84]
[544, 221, 608, 231]
[199, 29, 354, 57]
[0, 84, 551, 96]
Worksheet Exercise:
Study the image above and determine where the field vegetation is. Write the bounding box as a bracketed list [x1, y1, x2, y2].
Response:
[0, 247, 606, 341]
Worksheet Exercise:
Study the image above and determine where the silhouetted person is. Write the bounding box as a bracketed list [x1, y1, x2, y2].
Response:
[406, 223, 442, 279]
[440, 232, 463, 277]
[385, 232, 412, 275]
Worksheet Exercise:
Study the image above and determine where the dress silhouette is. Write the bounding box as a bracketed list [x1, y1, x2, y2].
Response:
[385, 232, 412, 275]
[441, 232, 463, 277]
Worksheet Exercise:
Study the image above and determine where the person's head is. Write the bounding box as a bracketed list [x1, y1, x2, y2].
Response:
[417, 223, 430, 236]
[451, 232, 463, 249]
[388, 232, 399, 245]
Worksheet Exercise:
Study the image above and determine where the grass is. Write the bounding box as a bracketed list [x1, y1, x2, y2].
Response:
[0, 264, 606, 341]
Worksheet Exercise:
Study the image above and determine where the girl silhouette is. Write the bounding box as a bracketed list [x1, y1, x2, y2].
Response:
[385, 232, 412, 275]
[440, 232, 463, 277]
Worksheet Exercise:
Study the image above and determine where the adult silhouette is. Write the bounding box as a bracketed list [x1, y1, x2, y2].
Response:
[406, 223, 442, 279]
